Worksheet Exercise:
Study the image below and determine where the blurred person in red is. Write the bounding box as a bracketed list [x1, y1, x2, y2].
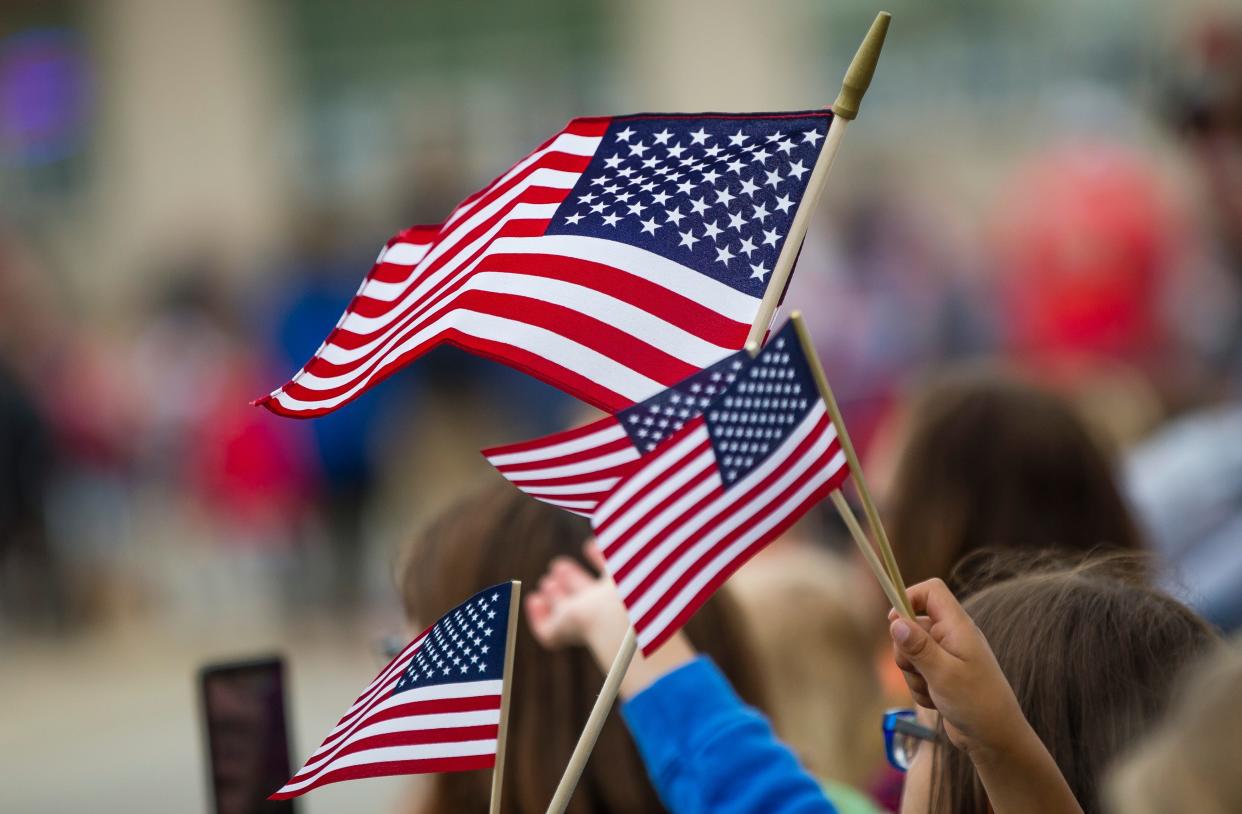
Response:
[128, 255, 318, 613]
[994, 143, 1179, 377]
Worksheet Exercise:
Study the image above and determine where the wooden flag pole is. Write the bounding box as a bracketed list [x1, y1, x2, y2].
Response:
[489, 581, 524, 814]
[790, 311, 915, 618]
[745, 11, 892, 346]
[546, 627, 638, 814]
[830, 490, 906, 616]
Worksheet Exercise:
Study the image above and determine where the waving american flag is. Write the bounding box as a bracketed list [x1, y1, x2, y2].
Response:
[257, 110, 832, 417]
[592, 320, 848, 654]
[271, 583, 518, 799]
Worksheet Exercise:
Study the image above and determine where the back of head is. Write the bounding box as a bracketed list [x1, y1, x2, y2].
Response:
[931, 553, 1218, 814]
[888, 368, 1144, 589]
[1107, 639, 1242, 814]
[398, 481, 766, 814]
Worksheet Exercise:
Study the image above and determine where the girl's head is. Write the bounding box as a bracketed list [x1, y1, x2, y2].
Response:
[887, 369, 1144, 589]
[1107, 638, 1242, 814]
[905, 555, 1216, 814]
[397, 481, 766, 813]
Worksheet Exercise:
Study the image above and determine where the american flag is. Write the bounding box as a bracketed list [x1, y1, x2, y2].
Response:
[591, 320, 849, 654]
[482, 348, 748, 517]
[271, 583, 517, 799]
[256, 110, 832, 417]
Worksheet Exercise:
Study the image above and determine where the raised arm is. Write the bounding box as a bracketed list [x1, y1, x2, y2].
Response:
[527, 543, 836, 814]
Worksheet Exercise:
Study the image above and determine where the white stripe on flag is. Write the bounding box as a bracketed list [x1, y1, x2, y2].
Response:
[594, 425, 711, 528]
[615, 405, 832, 599]
[443, 132, 602, 230]
[282, 739, 499, 793]
[605, 472, 721, 573]
[346, 201, 564, 329]
[382, 241, 433, 266]
[271, 310, 664, 413]
[312, 269, 737, 388]
[418, 168, 582, 277]
[299, 709, 501, 775]
[625, 407, 834, 619]
[516, 477, 623, 496]
[597, 447, 716, 551]
[492, 446, 641, 481]
[484, 234, 760, 324]
[637, 446, 847, 650]
[307, 681, 502, 771]
[486, 423, 628, 466]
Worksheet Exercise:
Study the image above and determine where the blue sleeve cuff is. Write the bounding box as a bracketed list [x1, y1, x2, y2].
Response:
[621, 655, 742, 781]
[621, 656, 838, 814]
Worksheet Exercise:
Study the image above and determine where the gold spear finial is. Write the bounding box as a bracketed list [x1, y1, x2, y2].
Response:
[831, 12, 891, 121]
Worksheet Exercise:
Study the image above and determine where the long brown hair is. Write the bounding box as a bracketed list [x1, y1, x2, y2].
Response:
[887, 368, 1144, 590]
[398, 481, 767, 813]
[931, 554, 1218, 814]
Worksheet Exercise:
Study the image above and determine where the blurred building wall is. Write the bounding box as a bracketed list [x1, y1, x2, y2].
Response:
[84, 0, 288, 305]
[617, 0, 808, 110]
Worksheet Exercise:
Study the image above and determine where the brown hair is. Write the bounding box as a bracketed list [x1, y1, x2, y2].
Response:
[398, 481, 767, 814]
[930, 554, 1218, 814]
[887, 368, 1144, 590]
[1106, 639, 1242, 814]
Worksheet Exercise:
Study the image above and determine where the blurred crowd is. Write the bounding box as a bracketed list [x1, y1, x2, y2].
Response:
[2, 1, 1242, 812]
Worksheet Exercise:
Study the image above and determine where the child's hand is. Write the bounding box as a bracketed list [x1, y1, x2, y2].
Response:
[526, 541, 630, 658]
[526, 540, 697, 698]
[888, 578, 1084, 814]
[887, 578, 1025, 758]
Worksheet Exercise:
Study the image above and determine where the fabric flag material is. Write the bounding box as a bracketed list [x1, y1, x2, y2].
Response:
[481, 348, 749, 517]
[592, 320, 849, 655]
[257, 110, 833, 417]
[272, 582, 515, 799]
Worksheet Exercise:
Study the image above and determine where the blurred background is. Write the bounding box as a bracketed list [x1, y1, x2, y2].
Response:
[2, 0, 1240, 811]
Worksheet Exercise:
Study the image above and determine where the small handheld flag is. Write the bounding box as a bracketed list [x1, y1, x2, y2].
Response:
[271, 582, 520, 801]
[256, 109, 836, 417]
[592, 319, 849, 654]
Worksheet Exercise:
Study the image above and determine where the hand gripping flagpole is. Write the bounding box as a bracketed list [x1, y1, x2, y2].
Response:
[546, 16, 895, 813]
[489, 581, 523, 814]
[745, 10, 891, 347]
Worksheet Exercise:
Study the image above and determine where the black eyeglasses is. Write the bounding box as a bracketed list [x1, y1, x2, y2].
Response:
[882, 708, 943, 772]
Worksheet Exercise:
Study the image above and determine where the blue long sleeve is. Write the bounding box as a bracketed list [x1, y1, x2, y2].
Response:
[621, 656, 837, 814]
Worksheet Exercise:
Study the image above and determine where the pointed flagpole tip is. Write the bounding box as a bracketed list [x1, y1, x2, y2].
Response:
[832, 12, 891, 121]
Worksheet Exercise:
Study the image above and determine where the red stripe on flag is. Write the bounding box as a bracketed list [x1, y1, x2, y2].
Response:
[626, 415, 838, 614]
[279, 289, 699, 406]
[636, 440, 845, 654]
[269, 754, 496, 800]
[481, 414, 616, 458]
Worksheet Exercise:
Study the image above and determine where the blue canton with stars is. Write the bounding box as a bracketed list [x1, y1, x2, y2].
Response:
[545, 111, 831, 298]
[617, 347, 747, 453]
[394, 582, 512, 694]
[703, 320, 819, 486]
